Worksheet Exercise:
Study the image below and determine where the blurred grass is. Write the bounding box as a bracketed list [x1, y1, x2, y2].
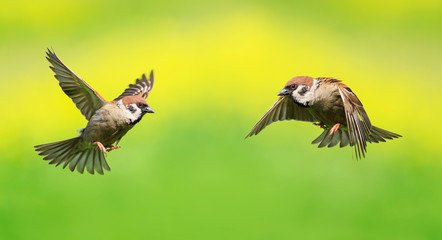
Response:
[1, 0, 442, 239]
[1, 116, 441, 239]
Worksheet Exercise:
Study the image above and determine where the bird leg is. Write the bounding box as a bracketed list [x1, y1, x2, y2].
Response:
[313, 122, 327, 129]
[107, 146, 121, 152]
[329, 123, 341, 136]
[92, 141, 107, 155]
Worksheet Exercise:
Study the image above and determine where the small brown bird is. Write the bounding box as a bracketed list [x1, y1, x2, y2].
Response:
[35, 49, 155, 174]
[246, 76, 401, 159]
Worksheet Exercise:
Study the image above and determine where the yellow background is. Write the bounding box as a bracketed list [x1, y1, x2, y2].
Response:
[1, 0, 441, 239]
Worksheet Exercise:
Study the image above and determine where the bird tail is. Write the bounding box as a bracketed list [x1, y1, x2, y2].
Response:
[311, 125, 401, 149]
[311, 128, 350, 148]
[34, 137, 110, 175]
[367, 126, 402, 143]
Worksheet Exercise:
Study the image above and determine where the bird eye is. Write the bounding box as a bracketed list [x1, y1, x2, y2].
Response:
[137, 103, 144, 108]
[290, 84, 297, 89]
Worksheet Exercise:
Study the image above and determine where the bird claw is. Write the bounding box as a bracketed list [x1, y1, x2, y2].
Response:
[329, 123, 341, 136]
[107, 146, 121, 152]
[93, 141, 107, 155]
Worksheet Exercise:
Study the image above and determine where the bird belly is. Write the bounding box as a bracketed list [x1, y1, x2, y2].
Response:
[80, 105, 133, 147]
[309, 91, 346, 127]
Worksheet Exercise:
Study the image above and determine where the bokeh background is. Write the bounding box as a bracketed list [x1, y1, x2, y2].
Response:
[1, 0, 442, 239]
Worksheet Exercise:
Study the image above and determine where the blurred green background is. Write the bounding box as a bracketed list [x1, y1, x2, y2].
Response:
[1, 0, 442, 239]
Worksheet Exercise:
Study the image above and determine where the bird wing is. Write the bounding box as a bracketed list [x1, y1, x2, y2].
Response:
[245, 96, 317, 138]
[336, 83, 372, 159]
[46, 49, 107, 120]
[114, 70, 154, 101]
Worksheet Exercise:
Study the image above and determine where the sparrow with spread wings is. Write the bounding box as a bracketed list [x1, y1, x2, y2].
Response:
[35, 49, 155, 174]
[246, 76, 401, 159]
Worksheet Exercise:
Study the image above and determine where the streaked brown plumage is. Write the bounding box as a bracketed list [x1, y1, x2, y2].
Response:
[246, 76, 401, 159]
[34, 49, 155, 174]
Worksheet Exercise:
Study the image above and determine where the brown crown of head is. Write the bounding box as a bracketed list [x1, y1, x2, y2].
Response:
[284, 76, 314, 88]
[120, 95, 148, 106]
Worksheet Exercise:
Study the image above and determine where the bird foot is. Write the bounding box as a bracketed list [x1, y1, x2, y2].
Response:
[329, 123, 341, 136]
[314, 122, 327, 129]
[92, 141, 107, 155]
[107, 146, 121, 152]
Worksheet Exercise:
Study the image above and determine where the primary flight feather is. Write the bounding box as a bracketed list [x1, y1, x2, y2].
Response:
[35, 49, 155, 174]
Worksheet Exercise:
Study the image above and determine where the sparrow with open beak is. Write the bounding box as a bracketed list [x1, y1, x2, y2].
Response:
[35, 49, 155, 174]
[246, 76, 401, 159]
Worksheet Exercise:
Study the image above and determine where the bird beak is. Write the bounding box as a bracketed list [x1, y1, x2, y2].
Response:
[278, 88, 290, 96]
[144, 106, 155, 113]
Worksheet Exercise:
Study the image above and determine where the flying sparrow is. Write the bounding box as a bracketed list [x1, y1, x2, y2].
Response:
[246, 76, 401, 159]
[35, 49, 155, 174]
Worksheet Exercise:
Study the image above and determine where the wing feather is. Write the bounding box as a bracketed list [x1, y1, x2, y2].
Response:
[336, 84, 371, 159]
[246, 96, 317, 138]
[114, 70, 154, 101]
[46, 49, 107, 120]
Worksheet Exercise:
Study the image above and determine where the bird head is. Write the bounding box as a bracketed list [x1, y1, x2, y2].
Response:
[278, 76, 315, 106]
[119, 95, 154, 124]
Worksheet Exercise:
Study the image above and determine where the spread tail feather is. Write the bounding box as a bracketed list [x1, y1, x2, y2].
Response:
[312, 129, 350, 148]
[34, 137, 111, 175]
[368, 126, 402, 143]
[312, 125, 401, 154]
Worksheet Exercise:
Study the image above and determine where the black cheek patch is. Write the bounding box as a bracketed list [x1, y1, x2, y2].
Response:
[298, 86, 308, 96]
[127, 104, 137, 113]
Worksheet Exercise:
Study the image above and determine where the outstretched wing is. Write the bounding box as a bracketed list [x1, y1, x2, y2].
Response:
[114, 70, 154, 101]
[246, 96, 317, 138]
[46, 49, 107, 120]
[336, 83, 372, 159]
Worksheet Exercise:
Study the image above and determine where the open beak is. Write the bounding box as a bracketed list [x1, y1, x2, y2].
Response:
[277, 88, 290, 96]
[144, 106, 155, 113]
